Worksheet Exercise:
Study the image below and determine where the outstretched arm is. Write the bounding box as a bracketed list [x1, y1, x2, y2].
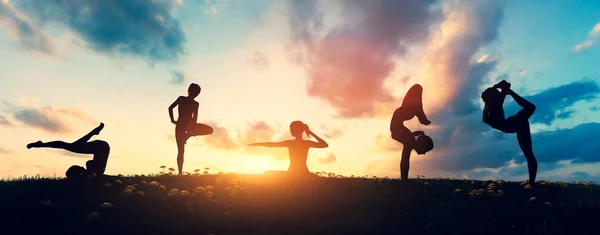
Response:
[168, 97, 181, 125]
[306, 130, 329, 148]
[248, 141, 289, 148]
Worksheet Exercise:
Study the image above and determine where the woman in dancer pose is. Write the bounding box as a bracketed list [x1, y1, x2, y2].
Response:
[390, 84, 434, 180]
[247, 121, 328, 177]
[27, 123, 110, 181]
[482, 80, 538, 186]
[168, 83, 214, 175]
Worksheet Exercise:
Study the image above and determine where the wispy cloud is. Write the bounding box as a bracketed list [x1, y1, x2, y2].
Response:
[170, 71, 186, 85]
[0, 146, 13, 154]
[573, 40, 594, 52]
[0, 0, 56, 55]
[318, 153, 336, 164]
[0, 115, 13, 126]
[7, 103, 97, 134]
[572, 22, 600, 52]
[590, 22, 600, 36]
[248, 50, 269, 72]
[13, 0, 187, 61]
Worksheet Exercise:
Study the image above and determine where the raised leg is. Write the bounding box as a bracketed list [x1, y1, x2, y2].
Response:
[27, 141, 94, 154]
[507, 89, 536, 118]
[516, 123, 537, 186]
[73, 123, 104, 145]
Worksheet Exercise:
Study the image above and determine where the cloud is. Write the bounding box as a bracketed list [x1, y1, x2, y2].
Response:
[200, 0, 224, 16]
[13, 0, 186, 61]
[0, 0, 56, 55]
[372, 133, 402, 153]
[590, 22, 600, 36]
[0, 146, 13, 154]
[198, 121, 238, 150]
[571, 23, 600, 52]
[248, 50, 269, 72]
[8, 104, 96, 134]
[419, 0, 505, 117]
[286, 0, 442, 118]
[318, 153, 336, 164]
[505, 79, 600, 125]
[320, 125, 343, 139]
[573, 40, 593, 52]
[0, 115, 13, 126]
[170, 71, 186, 85]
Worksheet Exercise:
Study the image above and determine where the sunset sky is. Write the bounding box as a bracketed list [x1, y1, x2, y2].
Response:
[1, 0, 599, 181]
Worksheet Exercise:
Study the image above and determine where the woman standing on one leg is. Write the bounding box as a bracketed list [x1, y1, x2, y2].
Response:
[26, 123, 110, 180]
[390, 84, 434, 180]
[168, 83, 214, 175]
[482, 80, 538, 186]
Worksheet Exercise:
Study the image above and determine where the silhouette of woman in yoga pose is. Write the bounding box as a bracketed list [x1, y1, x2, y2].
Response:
[482, 80, 538, 186]
[168, 83, 214, 175]
[247, 121, 328, 177]
[26, 123, 110, 181]
[390, 84, 434, 180]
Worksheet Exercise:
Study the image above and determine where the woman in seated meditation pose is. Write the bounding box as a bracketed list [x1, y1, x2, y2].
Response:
[482, 80, 538, 186]
[27, 123, 110, 181]
[247, 121, 328, 177]
[390, 84, 434, 180]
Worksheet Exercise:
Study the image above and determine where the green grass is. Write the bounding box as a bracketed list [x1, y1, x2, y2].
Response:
[1, 173, 599, 235]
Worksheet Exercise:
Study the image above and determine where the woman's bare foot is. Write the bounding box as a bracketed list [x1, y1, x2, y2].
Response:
[27, 141, 43, 149]
[91, 123, 104, 135]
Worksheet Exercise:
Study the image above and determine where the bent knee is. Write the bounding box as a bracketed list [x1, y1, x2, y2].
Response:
[98, 140, 110, 150]
[527, 104, 536, 113]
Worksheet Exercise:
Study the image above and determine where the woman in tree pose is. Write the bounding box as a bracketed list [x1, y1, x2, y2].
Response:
[27, 123, 110, 181]
[247, 121, 328, 177]
[168, 83, 214, 175]
[390, 84, 434, 180]
[482, 80, 538, 186]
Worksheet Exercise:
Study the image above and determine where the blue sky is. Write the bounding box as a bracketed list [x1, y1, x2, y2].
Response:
[0, 0, 599, 181]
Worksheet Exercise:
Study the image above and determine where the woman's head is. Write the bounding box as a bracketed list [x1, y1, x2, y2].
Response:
[188, 83, 201, 98]
[66, 165, 87, 181]
[481, 87, 501, 105]
[414, 135, 434, 155]
[290, 121, 308, 138]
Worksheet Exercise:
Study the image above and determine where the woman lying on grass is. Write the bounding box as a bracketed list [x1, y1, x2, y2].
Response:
[27, 123, 110, 181]
[247, 121, 328, 178]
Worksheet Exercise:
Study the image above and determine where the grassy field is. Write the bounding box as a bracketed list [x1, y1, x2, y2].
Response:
[1, 172, 599, 235]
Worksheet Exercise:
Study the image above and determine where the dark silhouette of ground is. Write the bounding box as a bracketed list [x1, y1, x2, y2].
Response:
[482, 80, 538, 186]
[168, 83, 214, 175]
[390, 84, 434, 180]
[248, 121, 328, 178]
[26, 123, 110, 181]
